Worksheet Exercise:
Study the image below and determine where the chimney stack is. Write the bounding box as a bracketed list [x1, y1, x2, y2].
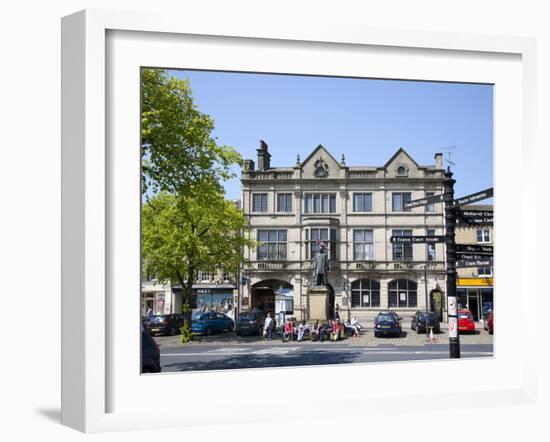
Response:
[434, 152, 443, 169]
[257, 140, 271, 170]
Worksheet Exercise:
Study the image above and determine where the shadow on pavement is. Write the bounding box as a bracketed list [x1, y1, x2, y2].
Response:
[163, 348, 362, 372]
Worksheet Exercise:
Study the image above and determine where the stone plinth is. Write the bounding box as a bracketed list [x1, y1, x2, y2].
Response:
[308, 287, 329, 321]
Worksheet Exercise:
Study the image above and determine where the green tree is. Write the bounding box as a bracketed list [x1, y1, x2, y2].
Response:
[141, 68, 241, 196]
[142, 190, 254, 342]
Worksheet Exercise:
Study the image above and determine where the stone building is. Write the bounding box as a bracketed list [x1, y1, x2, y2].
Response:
[240, 141, 448, 323]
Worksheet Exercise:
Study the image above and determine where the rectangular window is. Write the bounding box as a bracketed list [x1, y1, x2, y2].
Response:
[353, 193, 373, 212]
[304, 193, 336, 213]
[277, 193, 293, 213]
[477, 228, 491, 243]
[392, 229, 413, 261]
[257, 229, 287, 260]
[426, 228, 436, 261]
[222, 272, 231, 282]
[392, 192, 412, 212]
[252, 193, 268, 212]
[425, 191, 435, 212]
[353, 229, 374, 260]
[307, 228, 336, 261]
[478, 267, 492, 277]
[199, 271, 211, 282]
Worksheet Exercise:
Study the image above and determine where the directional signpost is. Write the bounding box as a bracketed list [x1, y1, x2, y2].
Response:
[452, 187, 493, 208]
[455, 244, 493, 254]
[456, 210, 493, 226]
[404, 193, 444, 210]
[390, 235, 445, 244]
[394, 183, 494, 359]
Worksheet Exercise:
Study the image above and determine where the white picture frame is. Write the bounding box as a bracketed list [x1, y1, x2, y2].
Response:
[62, 9, 537, 433]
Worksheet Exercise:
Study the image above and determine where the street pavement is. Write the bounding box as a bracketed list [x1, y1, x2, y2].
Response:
[152, 322, 493, 372]
[158, 342, 493, 372]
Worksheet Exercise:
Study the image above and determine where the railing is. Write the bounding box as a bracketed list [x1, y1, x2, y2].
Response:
[347, 171, 377, 179]
[245, 172, 294, 180]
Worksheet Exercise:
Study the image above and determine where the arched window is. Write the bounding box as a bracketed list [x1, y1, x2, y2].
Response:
[388, 279, 417, 308]
[351, 279, 380, 308]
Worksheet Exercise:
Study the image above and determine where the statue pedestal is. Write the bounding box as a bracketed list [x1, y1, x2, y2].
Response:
[308, 287, 329, 321]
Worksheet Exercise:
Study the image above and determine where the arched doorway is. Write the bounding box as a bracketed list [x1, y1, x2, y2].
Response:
[251, 280, 294, 317]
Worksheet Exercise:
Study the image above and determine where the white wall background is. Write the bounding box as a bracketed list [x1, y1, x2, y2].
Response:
[0, 0, 547, 440]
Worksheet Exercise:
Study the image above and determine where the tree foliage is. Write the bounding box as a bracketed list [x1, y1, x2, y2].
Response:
[141, 68, 242, 195]
[142, 190, 254, 341]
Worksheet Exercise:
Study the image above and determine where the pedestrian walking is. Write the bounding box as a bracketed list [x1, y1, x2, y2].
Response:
[334, 303, 340, 320]
[146, 305, 153, 321]
[264, 312, 274, 341]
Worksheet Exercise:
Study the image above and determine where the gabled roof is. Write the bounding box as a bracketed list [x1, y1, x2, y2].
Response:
[383, 147, 420, 169]
[300, 144, 342, 168]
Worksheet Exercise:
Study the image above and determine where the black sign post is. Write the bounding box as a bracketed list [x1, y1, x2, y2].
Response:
[390, 235, 446, 244]
[444, 170, 460, 358]
[453, 188, 493, 208]
[455, 244, 493, 255]
[404, 193, 444, 210]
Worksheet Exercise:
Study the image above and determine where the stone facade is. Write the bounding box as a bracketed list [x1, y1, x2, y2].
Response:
[240, 142, 447, 323]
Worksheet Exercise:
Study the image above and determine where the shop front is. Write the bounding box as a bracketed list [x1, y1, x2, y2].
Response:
[456, 278, 494, 322]
[193, 287, 236, 318]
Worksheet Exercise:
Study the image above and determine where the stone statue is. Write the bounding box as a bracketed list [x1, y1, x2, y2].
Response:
[312, 246, 330, 287]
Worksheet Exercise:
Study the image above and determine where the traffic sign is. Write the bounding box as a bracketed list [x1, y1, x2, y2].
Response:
[456, 217, 493, 226]
[390, 235, 445, 244]
[456, 253, 493, 261]
[403, 193, 444, 209]
[460, 210, 493, 218]
[455, 244, 493, 255]
[456, 259, 492, 268]
[452, 187, 493, 207]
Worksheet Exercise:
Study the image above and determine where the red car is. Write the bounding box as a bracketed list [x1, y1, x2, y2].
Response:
[458, 310, 475, 333]
[484, 311, 494, 335]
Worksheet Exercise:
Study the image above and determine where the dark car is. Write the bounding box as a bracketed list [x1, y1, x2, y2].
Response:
[484, 310, 494, 335]
[374, 312, 402, 338]
[148, 314, 185, 336]
[141, 323, 161, 373]
[235, 311, 265, 336]
[191, 312, 235, 335]
[411, 311, 441, 334]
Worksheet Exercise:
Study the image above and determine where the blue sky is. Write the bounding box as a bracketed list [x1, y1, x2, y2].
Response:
[170, 70, 493, 202]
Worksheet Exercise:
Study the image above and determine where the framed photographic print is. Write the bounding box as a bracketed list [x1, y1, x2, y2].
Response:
[62, 9, 537, 433]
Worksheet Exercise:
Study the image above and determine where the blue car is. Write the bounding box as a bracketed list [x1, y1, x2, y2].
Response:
[191, 312, 235, 335]
[374, 312, 402, 338]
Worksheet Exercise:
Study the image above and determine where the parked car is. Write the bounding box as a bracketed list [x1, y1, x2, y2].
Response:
[484, 310, 494, 335]
[386, 311, 403, 325]
[458, 309, 476, 333]
[411, 311, 441, 334]
[374, 312, 402, 338]
[148, 314, 185, 336]
[191, 312, 234, 335]
[141, 322, 161, 373]
[235, 310, 265, 336]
